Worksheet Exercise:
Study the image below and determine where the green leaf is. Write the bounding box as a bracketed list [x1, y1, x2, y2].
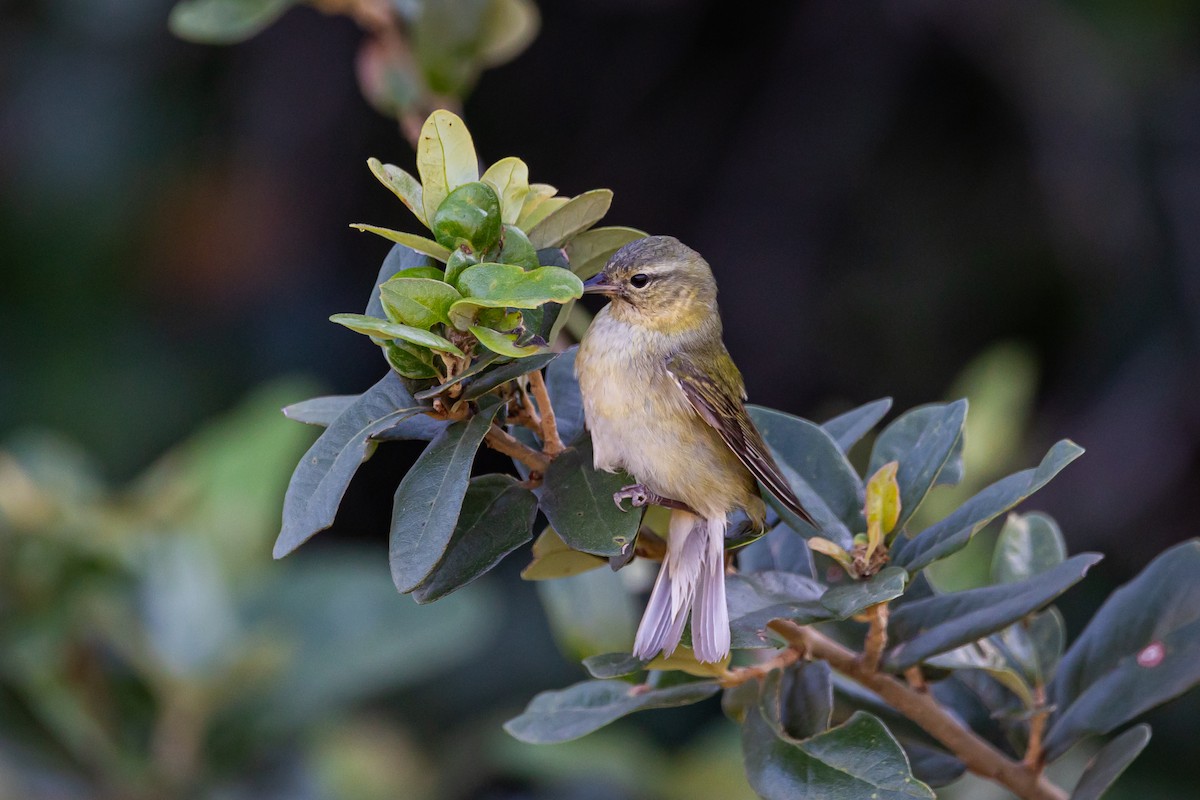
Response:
[389, 403, 502, 592]
[738, 525, 815, 577]
[891, 441, 1084, 573]
[493, 223, 540, 270]
[536, 566, 637, 658]
[923, 640, 1036, 709]
[330, 313, 464, 356]
[384, 341, 440, 380]
[470, 325, 547, 358]
[504, 678, 719, 744]
[350, 224, 452, 261]
[431, 181, 503, 252]
[527, 189, 613, 249]
[367, 158, 427, 227]
[747, 406, 864, 549]
[449, 262, 584, 329]
[283, 395, 357, 426]
[582, 652, 646, 679]
[460, 351, 559, 401]
[538, 439, 640, 557]
[517, 186, 563, 229]
[544, 346, 586, 446]
[868, 401, 967, 532]
[417, 109, 479, 224]
[996, 608, 1066, 685]
[759, 661, 833, 740]
[821, 567, 908, 619]
[564, 226, 647, 278]
[477, 0, 540, 67]
[481, 156, 530, 225]
[366, 245, 438, 320]
[521, 526, 608, 580]
[380, 277, 462, 329]
[168, 0, 292, 44]
[821, 398, 893, 454]
[990, 512, 1067, 585]
[274, 374, 425, 558]
[726, 571, 829, 648]
[411, 474, 537, 603]
[1070, 724, 1150, 800]
[1045, 540, 1200, 760]
[742, 709, 934, 800]
[885, 554, 1101, 672]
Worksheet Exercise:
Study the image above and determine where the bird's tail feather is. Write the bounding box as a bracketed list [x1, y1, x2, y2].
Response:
[633, 510, 729, 663]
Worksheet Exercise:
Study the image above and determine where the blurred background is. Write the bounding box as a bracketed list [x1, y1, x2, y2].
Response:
[3, 0, 1200, 797]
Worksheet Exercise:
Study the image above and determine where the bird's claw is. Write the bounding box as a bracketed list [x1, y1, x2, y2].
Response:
[613, 484, 649, 512]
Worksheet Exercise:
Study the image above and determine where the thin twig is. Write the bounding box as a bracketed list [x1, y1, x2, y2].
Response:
[528, 369, 565, 456]
[1024, 685, 1049, 770]
[768, 621, 1068, 800]
[483, 424, 550, 480]
[862, 603, 889, 672]
[720, 648, 802, 688]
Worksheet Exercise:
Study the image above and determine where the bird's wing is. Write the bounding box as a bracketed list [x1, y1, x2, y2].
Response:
[666, 350, 816, 527]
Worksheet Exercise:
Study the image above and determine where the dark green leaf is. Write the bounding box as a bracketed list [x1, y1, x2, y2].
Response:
[415, 352, 502, 400]
[274, 374, 424, 558]
[996, 608, 1066, 685]
[821, 567, 908, 619]
[539, 439, 640, 557]
[760, 660, 833, 740]
[411, 474, 537, 603]
[747, 406, 864, 549]
[460, 351, 560, 401]
[168, 0, 292, 44]
[380, 277, 462, 329]
[990, 512, 1067, 585]
[526, 189, 613, 249]
[868, 401, 967, 532]
[885, 554, 1101, 672]
[742, 709, 934, 800]
[504, 678, 718, 744]
[1070, 724, 1150, 800]
[389, 404, 502, 592]
[904, 742, 966, 788]
[726, 571, 830, 648]
[738, 524, 815, 577]
[891, 441, 1084, 573]
[822, 398, 893, 454]
[544, 345, 586, 446]
[493, 223, 539, 270]
[384, 340, 440, 380]
[1045, 540, 1200, 760]
[283, 395, 356, 426]
[582, 652, 646, 679]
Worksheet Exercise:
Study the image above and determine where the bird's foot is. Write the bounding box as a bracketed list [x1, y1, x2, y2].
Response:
[612, 484, 697, 515]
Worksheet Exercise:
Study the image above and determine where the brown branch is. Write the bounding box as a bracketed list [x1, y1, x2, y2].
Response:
[720, 647, 802, 688]
[768, 620, 1068, 800]
[528, 369, 565, 456]
[862, 603, 889, 672]
[484, 424, 550, 481]
[1025, 685, 1049, 770]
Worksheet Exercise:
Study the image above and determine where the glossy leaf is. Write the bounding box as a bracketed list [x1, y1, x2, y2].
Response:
[417, 109, 479, 224]
[460, 351, 559, 401]
[350, 224, 452, 261]
[274, 374, 424, 558]
[1045, 540, 1200, 760]
[470, 325, 546, 358]
[581, 652, 645, 679]
[493, 223, 539, 270]
[367, 157, 426, 226]
[821, 567, 908, 619]
[538, 440, 639, 557]
[747, 406, 864, 549]
[481, 157, 530, 224]
[742, 709, 934, 800]
[1070, 724, 1150, 800]
[516, 183, 559, 228]
[990, 512, 1067, 585]
[759, 660, 833, 741]
[521, 195, 570, 231]
[411, 474, 537, 603]
[366, 245, 437, 320]
[868, 401, 967, 532]
[431, 181, 503, 252]
[527, 189, 613, 248]
[380, 277, 462, 329]
[450, 263, 584, 328]
[168, 0, 292, 44]
[330, 313, 463, 356]
[885, 554, 1101, 671]
[865, 461, 901, 555]
[504, 678, 719, 744]
[924, 640, 1035, 709]
[521, 527, 607, 580]
[384, 341, 440, 380]
[821, 397, 893, 454]
[726, 571, 829, 648]
[388, 404, 502, 592]
[564, 225, 647, 278]
[891, 441, 1084, 573]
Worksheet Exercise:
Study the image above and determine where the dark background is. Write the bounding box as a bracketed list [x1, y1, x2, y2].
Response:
[4, 0, 1200, 796]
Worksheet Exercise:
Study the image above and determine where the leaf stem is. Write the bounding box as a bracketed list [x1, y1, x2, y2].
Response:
[484, 424, 550, 480]
[528, 369, 566, 456]
[862, 603, 889, 672]
[719, 648, 802, 688]
[1024, 685, 1049, 770]
[767, 620, 1068, 800]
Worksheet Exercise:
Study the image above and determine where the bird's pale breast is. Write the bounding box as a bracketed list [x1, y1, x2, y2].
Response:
[576, 308, 758, 520]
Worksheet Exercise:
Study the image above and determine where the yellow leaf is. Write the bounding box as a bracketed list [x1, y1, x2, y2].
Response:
[807, 536, 854, 569]
[416, 110, 480, 225]
[521, 527, 607, 580]
[480, 156, 530, 225]
[647, 645, 731, 677]
[864, 460, 901, 558]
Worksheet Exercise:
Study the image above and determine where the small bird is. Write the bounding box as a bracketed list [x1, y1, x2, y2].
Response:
[575, 236, 815, 663]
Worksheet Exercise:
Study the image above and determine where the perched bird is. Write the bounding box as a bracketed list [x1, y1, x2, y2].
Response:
[575, 236, 815, 663]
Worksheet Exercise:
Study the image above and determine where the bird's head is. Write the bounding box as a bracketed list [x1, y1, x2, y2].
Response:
[582, 236, 719, 332]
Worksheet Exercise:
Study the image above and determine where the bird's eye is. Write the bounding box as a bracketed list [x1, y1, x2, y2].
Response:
[629, 273, 650, 289]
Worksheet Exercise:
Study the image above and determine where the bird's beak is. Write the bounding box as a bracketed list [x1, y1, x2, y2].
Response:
[583, 273, 619, 296]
